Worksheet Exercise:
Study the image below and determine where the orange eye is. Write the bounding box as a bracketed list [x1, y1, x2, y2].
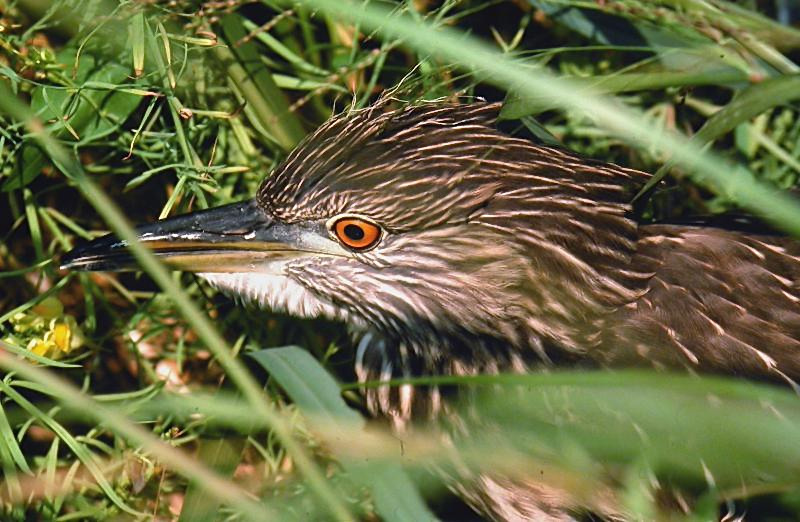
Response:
[332, 217, 381, 250]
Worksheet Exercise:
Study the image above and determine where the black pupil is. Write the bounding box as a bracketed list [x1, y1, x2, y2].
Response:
[344, 224, 365, 241]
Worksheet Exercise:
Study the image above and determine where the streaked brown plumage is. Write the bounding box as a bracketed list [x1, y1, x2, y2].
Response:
[62, 101, 800, 521]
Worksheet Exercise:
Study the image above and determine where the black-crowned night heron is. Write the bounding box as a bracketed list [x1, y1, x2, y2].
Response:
[61, 101, 800, 521]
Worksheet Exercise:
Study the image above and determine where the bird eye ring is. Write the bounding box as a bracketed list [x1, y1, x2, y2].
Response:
[329, 216, 382, 251]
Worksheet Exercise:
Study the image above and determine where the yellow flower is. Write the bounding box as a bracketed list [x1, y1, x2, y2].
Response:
[12, 300, 85, 361]
[30, 341, 51, 357]
[52, 322, 72, 353]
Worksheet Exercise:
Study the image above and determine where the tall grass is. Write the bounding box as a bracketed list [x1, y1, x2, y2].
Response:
[1, 0, 800, 520]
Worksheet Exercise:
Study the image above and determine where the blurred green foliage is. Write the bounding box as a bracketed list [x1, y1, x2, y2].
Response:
[1, 0, 800, 520]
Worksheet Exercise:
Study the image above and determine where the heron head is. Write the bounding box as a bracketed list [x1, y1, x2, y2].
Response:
[62, 103, 527, 344]
[62, 102, 643, 353]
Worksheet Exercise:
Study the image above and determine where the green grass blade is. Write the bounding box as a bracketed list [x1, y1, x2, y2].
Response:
[0, 397, 32, 474]
[0, 340, 82, 369]
[129, 11, 146, 78]
[503, 68, 750, 118]
[23, 188, 43, 262]
[0, 350, 276, 521]
[0, 380, 141, 516]
[43, 436, 60, 507]
[217, 13, 306, 150]
[472, 373, 800, 491]
[634, 74, 800, 203]
[179, 438, 246, 522]
[251, 346, 438, 522]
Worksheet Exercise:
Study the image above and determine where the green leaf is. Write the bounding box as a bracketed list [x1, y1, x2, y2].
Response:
[249, 346, 363, 428]
[3, 49, 143, 191]
[180, 438, 246, 522]
[341, 461, 439, 522]
[368, 464, 438, 522]
[250, 346, 439, 522]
